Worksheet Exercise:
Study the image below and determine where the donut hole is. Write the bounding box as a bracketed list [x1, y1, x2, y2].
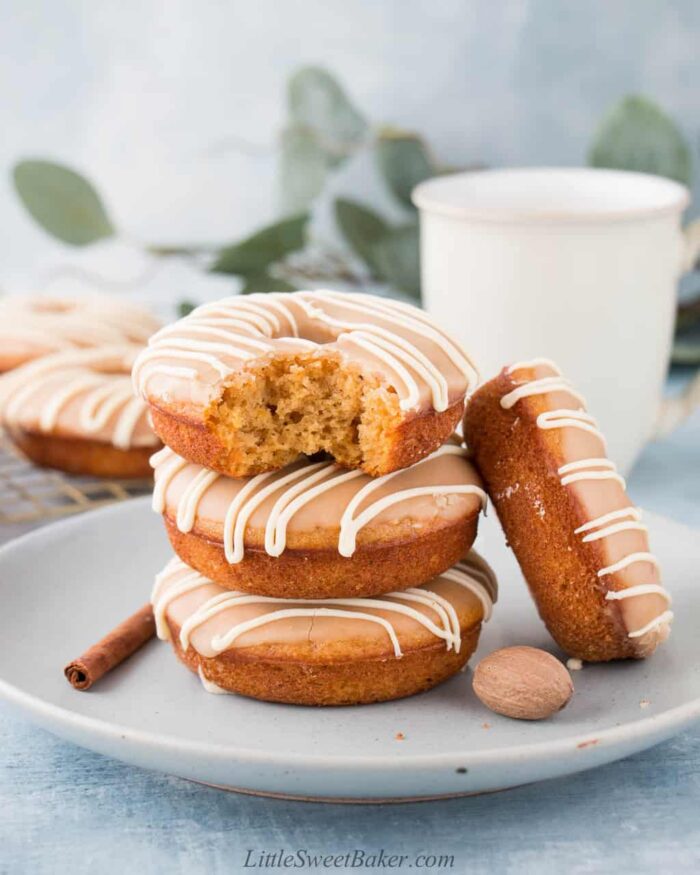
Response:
[207, 352, 402, 474]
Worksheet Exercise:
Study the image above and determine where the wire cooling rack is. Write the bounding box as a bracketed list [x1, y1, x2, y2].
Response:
[0, 432, 152, 524]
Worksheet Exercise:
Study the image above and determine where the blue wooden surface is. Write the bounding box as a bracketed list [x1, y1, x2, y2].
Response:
[1, 386, 698, 874]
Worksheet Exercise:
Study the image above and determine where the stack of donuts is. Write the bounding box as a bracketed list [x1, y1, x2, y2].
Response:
[134, 290, 673, 707]
[135, 291, 497, 705]
[0, 293, 162, 477]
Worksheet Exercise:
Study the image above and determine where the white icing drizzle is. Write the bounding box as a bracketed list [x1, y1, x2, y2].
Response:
[557, 458, 624, 488]
[314, 291, 478, 387]
[176, 468, 221, 531]
[197, 666, 231, 695]
[501, 377, 587, 410]
[597, 552, 661, 578]
[340, 330, 424, 411]
[508, 357, 561, 375]
[200, 606, 404, 657]
[0, 346, 157, 450]
[574, 506, 642, 535]
[536, 410, 606, 445]
[500, 358, 672, 642]
[579, 519, 648, 543]
[606, 584, 671, 603]
[0, 294, 160, 356]
[441, 567, 494, 621]
[151, 554, 496, 661]
[151, 449, 188, 512]
[133, 290, 477, 412]
[151, 444, 487, 562]
[625, 610, 675, 639]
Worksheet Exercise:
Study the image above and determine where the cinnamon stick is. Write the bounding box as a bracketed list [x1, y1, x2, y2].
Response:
[64, 604, 155, 690]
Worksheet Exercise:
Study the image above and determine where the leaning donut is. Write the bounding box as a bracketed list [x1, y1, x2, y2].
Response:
[463, 358, 672, 661]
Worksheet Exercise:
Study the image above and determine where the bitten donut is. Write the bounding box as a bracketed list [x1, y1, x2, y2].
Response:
[0, 293, 160, 372]
[0, 347, 160, 477]
[132, 290, 478, 477]
[463, 359, 672, 662]
[151, 552, 498, 706]
[150, 442, 486, 598]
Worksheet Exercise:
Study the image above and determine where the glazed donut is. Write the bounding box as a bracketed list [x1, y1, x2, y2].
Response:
[151, 552, 498, 705]
[0, 293, 160, 372]
[463, 359, 672, 662]
[132, 290, 478, 477]
[150, 442, 486, 599]
[0, 347, 160, 477]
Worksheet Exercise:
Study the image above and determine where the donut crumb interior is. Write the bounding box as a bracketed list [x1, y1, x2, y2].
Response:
[207, 352, 401, 474]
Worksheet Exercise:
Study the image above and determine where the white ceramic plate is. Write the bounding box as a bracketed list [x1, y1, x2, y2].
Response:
[0, 498, 698, 802]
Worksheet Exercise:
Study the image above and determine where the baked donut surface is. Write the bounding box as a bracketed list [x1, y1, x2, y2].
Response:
[152, 552, 497, 705]
[151, 442, 486, 598]
[0, 346, 160, 477]
[0, 293, 160, 372]
[463, 359, 672, 662]
[132, 291, 478, 477]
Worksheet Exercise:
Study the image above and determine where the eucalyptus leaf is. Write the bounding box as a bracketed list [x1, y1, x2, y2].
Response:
[288, 66, 367, 165]
[672, 337, 700, 366]
[278, 125, 328, 214]
[372, 224, 421, 299]
[589, 95, 692, 186]
[13, 159, 115, 246]
[177, 300, 196, 318]
[335, 198, 390, 276]
[376, 131, 434, 209]
[239, 273, 296, 295]
[211, 214, 309, 275]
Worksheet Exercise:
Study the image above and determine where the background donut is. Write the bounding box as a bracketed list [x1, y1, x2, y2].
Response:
[0, 346, 161, 477]
[0, 293, 160, 372]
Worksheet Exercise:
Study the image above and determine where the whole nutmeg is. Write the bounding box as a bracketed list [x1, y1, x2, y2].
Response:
[473, 646, 573, 720]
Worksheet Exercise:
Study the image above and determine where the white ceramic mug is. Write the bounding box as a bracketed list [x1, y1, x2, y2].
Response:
[414, 167, 700, 473]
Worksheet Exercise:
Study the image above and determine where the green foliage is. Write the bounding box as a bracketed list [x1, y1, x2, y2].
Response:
[673, 299, 700, 365]
[279, 67, 368, 213]
[211, 214, 309, 276]
[288, 66, 367, 163]
[376, 130, 434, 209]
[335, 198, 390, 276]
[278, 126, 329, 214]
[13, 159, 115, 246]
[239, 273, 296, 294]
[588, 95, 692, 186]
[177, 300, 196, 318]
[372, 224, 421, 299]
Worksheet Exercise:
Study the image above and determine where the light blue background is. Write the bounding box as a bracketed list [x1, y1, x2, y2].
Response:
[3, 0, 700, 287]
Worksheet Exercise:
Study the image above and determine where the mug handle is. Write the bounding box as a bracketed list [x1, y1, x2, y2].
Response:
[653, 218, 700, 438]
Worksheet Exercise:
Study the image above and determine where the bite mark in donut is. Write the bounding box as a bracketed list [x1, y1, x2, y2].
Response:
[132, 291, 478, 477]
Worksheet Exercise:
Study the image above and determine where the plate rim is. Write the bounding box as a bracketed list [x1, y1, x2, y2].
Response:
[1, 497, 699, 772]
